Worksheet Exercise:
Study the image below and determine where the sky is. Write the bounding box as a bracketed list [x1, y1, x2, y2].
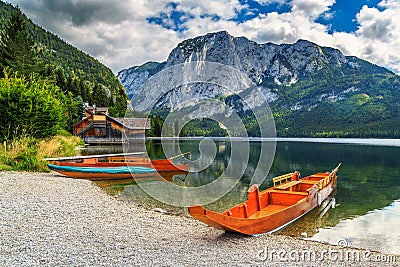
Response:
[7, 0, 400, 74]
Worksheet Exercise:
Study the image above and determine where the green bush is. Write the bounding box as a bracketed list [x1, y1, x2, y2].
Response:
[0, 73, 66, 140]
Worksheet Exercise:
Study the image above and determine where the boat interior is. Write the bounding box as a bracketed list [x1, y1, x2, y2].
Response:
[221, 172, 332, 219]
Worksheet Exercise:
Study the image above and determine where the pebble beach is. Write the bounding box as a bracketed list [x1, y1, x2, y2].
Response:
[0, 172, 397, 266]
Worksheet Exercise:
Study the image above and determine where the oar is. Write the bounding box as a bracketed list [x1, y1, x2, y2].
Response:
[331, 163, 342, 174]
[168, 151, 191, 160]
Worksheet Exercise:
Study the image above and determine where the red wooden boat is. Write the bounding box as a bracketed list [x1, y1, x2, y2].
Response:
[46, 152, 188, 172]
[189, 164, 341, 235]
[47, 164, 157, 180]
[45, 152, 189, 180]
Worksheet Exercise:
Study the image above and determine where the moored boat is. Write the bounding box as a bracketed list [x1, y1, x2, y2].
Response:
[45, 152, 189, 178]
[189, 164, 341, 235]
[47, 164, 156, 180]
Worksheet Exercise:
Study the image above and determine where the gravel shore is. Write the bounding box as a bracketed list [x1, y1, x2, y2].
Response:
[0, 172, 397, 266]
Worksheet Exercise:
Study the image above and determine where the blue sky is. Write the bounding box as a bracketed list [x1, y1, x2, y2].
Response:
[10, 0, 400, 73]
[146, 0, 385, 34]
[318, 0, 384, 32]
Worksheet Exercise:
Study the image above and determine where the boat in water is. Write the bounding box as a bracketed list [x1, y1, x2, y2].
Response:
[189, 164, 341, 235]
[47, 164, 156, 180]
[45, 152, 189, 180]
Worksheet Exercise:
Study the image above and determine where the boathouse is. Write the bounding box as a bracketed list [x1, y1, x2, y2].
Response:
[73, 107, 151, 145]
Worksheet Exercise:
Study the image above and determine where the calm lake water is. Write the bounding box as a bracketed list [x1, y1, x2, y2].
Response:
[84, 139, 400, 255]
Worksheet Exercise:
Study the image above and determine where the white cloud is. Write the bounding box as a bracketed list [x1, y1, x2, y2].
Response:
[353, 3, 400, 71]
[10, 0, 182, 72]
[176, 0, 243, 20]
[331, 32, 364, 56]
[239, 11, 331, 44]
[378, 0, 400, 9]
[322, 11, 335, 21]
[357, 6, 394, 41]
[291, 0, 336, 19]
[70, 20, 181, 73]
[8, 0, 400, 74]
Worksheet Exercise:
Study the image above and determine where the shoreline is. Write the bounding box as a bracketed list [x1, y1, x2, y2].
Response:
[147, 137, 400, 147]
[0, 172, 397, 266]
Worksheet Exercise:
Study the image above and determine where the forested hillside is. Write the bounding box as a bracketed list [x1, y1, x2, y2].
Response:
[0, 1, 127, 118]
[0, 2, 131, 170]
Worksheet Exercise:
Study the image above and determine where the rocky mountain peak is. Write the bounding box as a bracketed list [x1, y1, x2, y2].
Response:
[117, 31, 400, 138]
[118, 31, 391, 113]
[158, 31, 351, 87]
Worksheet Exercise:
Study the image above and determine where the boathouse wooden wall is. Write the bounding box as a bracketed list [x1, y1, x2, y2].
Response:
[73, 109, 150, 144]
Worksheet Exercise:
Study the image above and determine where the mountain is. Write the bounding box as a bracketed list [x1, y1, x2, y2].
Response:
[118, 31, 400, 138]
[0, 1, 127, 116]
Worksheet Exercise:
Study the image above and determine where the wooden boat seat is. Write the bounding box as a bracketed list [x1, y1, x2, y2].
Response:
[275, 180, 301, 190]
[299, 180, 319, 184]
[268, 190, 309, 196]
[306, 174, 328, 181]
[248, 205, 287, 219]
[272, 172, 295, 186]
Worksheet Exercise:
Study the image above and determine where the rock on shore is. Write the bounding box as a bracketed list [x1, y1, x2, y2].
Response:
[0, 172, 397, 266]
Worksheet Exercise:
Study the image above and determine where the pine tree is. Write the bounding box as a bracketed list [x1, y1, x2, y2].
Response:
[92, 83, 110, 107]
[0, 7, 38, 77]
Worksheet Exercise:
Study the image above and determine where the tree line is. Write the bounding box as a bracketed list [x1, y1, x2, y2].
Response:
[0, 6, 127, 141]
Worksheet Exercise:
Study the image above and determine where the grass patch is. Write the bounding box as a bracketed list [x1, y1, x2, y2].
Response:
[38, 134, 83, 159]
[0, 134, 83, 172]
[0, 163, 12, 171]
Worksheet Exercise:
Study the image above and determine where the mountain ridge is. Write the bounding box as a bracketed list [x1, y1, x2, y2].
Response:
[119, 31, 392, 98]
[119, 31, 400, 138]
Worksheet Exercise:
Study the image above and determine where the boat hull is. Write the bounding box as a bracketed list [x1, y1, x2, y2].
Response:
[47, 164, 157, 181]
[49, 170, 154, 181]
[48, 159, 188, 173]
[189, 165, 340, 235]
[190, 184, 334, 235]
[46, 153, 189, 180]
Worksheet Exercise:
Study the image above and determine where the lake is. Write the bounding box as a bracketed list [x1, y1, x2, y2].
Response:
[84, 139, 400, 255]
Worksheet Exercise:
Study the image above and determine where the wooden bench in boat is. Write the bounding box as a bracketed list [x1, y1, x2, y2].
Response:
[224, 183, 314, 219]
[304, 174, 329, 181]
[299, 180, 319, 185]
[268, 189, 309, 196]
[272, 172, 296, 186]
[274, 180, 301, 190]
[248, 204, 287, 218]
[300, 174, 334, 189]
[247, 190, 309, 219]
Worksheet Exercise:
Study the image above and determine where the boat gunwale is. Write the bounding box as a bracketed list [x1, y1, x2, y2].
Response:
[44, 152, 146, 161]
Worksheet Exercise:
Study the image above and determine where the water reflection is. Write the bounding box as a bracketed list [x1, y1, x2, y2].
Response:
[86, 140, 400, 254]
[265, 142, 400, 255]
[308, 200, 400, 255]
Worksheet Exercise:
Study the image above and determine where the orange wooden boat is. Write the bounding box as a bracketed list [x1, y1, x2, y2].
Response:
[45, 152, 189, 180]
[47, 164, 157, 180]
[189, 164, 341, 235]
[46, 152, 189, 172]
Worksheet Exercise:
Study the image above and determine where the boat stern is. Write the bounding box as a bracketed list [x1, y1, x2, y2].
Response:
[188, 205, 206, 216]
